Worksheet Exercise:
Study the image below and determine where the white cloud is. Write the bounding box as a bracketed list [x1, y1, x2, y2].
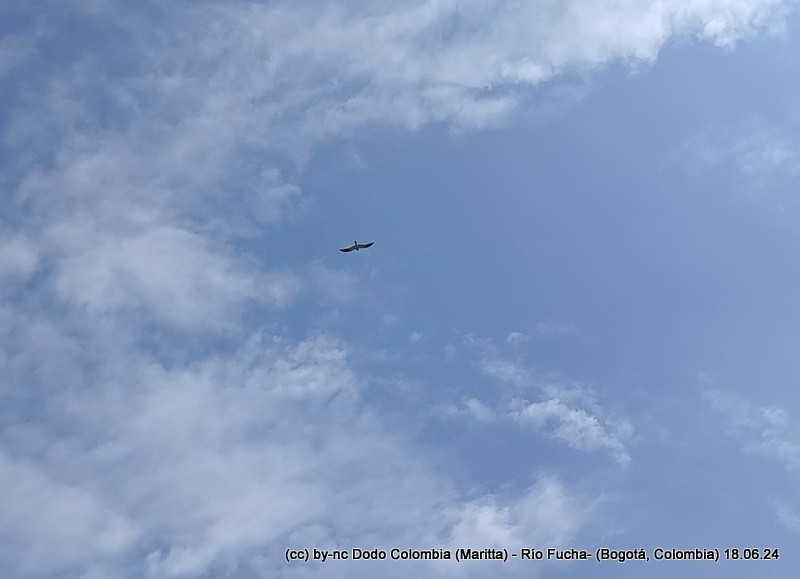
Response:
[7, 123, 303, 331]
[507, 324, 584, 346]
[705, 388, 800, 472]
[0, 233, 39, 283]
[0, 29, 39, 80]
[510, 398, 633, 469]
[14, 0, 789, 163]
[769, 498, 800, 533]
[480, 358, 533, 389]
[192, 0, 790, 146]
[0, 450, 138, 578]
[52, 225, 299, 329]
[449, 476, 593, 548]
[681, 122, 800, 184]
[445, 398, 497, 423]
[450, 338, 632, 466]
[0, 310, 598, 577]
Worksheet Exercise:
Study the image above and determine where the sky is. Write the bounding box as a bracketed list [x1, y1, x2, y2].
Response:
[1, 0, 800, 577]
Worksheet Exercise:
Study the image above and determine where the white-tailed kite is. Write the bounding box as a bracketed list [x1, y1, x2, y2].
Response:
[339, 241, 374, 252]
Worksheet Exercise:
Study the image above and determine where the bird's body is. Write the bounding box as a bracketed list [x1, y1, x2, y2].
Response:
[339, 241, 374, 252]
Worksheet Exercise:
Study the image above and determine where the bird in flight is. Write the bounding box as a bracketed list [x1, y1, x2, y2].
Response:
[339, 241, 374, 253]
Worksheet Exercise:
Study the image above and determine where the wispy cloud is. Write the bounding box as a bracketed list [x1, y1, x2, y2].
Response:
[510, 398, 633, 469]
[458, 388, 634, 469]
[53, 226, 300, 329]
[445, 398, 498, 423]
[449, 476, 595, 549]
[449, 334, 633, 467]
[704, 387, 800, 472]
[0, 233, 39, 283]
[507, 322, 586, 347]
[0, 28, 39, 80]
[680, 121, 800, 188]
[0, 311, 599, 577]
[769, 498, 800, 533]
[0, 450, 138, 578]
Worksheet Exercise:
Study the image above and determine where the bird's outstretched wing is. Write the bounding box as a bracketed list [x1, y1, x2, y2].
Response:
[356, 241, 374, 249]
[339, 244, 358, 252]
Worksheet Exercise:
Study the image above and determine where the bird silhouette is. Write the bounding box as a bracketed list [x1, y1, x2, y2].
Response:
[339, 241, 374, 253]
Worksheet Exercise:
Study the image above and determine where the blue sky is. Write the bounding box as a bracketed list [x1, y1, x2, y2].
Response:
[2, 1, 800, 577]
